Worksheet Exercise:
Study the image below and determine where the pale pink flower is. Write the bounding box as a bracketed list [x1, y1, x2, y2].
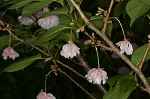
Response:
[38, 15, 59, 29]
[36, 90, 56, 99]
[18, 16, 34, 25]
[2, 47, 19, 60]
[34, 6, 49, 18]
[85, 68, 108, 84]
[60, 41, 80, 59]
[116, 40, 133, 55]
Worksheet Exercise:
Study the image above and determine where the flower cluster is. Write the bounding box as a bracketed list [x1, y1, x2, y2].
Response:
[18, 6, 59, 29]
[60, 41, 80, 59]
[2, 47, 19, 60]
[36, 90, 56, 99]
[116, 39, 133, 55]
[85, 68, 108, 85]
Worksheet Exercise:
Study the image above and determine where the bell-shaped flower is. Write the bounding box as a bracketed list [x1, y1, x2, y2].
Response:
[18, 16, 34, 25]
[2, 47, 19, 60]
[116, 39, 133, 55]
[60, 41, 80, 59]
[85, 68, 108, 84]
[36, 90, 56, 99]
[38, 15, 59, 29]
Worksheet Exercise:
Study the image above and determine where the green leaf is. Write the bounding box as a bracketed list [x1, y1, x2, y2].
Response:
[106, 23, 113, 37]
[55, 0, 64, 6]
[139, 0, 150, 6]
[0, 35, 9, 51]
[103, 74, 137, 99]
[126, 0, 150, 26]
[22, 0, 55, 16]
[48, 39, 59, 50]
[8, 0, 33, 9]
[36, 25, 71, 44]
[107, 75, 122, 90]
[131, 44, 150, 66]
[42, 7, 69, 18]
[113, 0, 128, 17]
[66, 0, 74, 13]
[3, 54, 41, 72]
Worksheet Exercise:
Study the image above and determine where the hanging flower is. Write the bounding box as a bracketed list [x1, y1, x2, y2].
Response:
[34, 6, 49, 18]
[116, 39, 133, 55]
[36, 90, 56, 99]
[2, 47, 19, 60]
[85, 68, 108, 85]
[60, 41, 80, 59]
[18, 16, 34, 25]
[38, 15, 59, 29]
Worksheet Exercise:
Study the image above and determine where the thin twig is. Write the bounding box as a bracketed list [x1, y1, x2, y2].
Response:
[102, 0, 114, 34]
[69, 0, 150, 94]
[84, 30, 113, 51]
[58, 68, 96, 99]
[56, 60, 85, 79]
[138, 42, 150, 70]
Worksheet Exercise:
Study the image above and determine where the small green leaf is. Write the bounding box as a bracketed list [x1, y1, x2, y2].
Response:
[139, 0, 150, 6]
[131, 44, 150, 66]
[3, 54, 41, 72]
[0, 35, 9, 51]
[8, 0, 33, 9]
[22, 0, 55, 16]
[106, 23, 113, 37]
[103, 74, 137, 99]
[126, 0, 150, 26]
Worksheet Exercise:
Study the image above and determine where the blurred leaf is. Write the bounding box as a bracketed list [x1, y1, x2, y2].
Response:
[55, 0, 64, 6]
[107, 75, 122, 90]
[56, 30, 77, 42]
[8, 0, 33, 9]
[36, 25, 72, 44]
[22, 0, 55, 16]
[113, 0, 128, 17]
[48, 39, 59, 50]
[103, 74, 137, 99]
[59, 15, 72, 26]
[106, 23, 113, 37]
[66, 0, 74, 13]
[131, 44, 150, 66]
[126, 0, 150, 26]
[3, 54, 41, 72]
[42, 7, 69, 17]
[139, 0, 150, 6]
[0, 35, 9, 51]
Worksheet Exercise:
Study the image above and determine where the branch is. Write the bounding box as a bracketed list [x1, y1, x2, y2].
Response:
[102, 0, 114, 34]
[56, 60, 85, 79]
[69, 0, 150, 94]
